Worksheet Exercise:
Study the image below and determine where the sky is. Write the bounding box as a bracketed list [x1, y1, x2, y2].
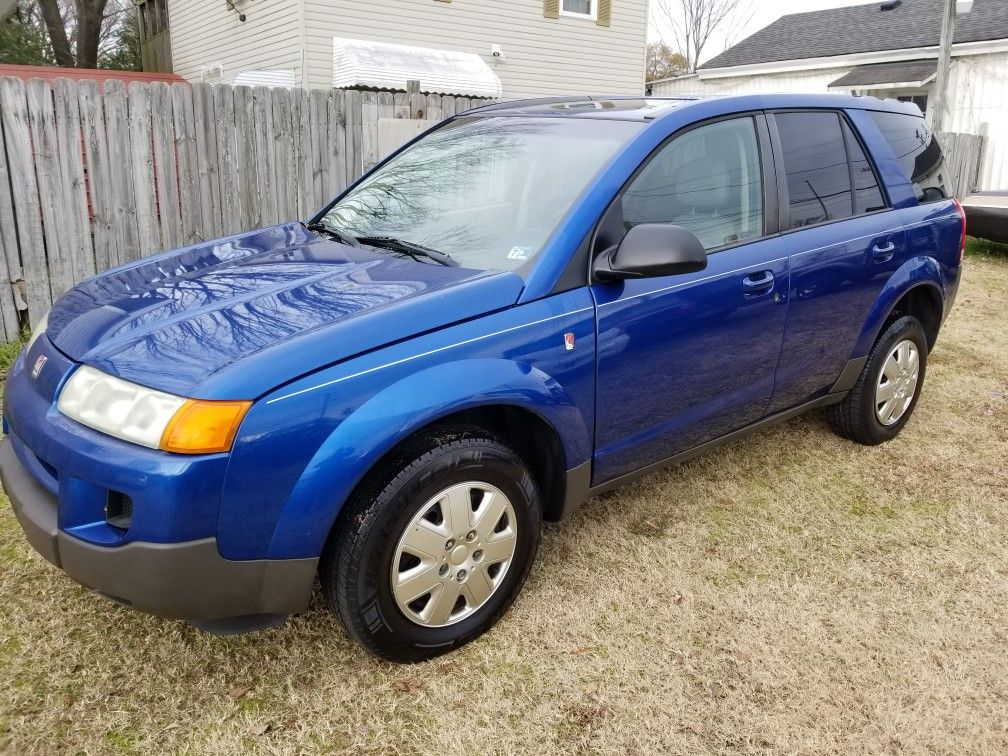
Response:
[648, 0, 879, 66]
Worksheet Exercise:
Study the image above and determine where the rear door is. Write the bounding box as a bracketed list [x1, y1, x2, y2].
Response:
[591, 114, 790, 484]
[765, 109, 907, 413]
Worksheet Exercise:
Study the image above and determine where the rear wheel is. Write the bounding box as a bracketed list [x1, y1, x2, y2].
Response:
[321, 427, 541, 662]
[826, 315, 928, 445]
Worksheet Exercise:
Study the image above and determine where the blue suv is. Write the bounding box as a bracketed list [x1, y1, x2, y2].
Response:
[1, 95, 964, 661]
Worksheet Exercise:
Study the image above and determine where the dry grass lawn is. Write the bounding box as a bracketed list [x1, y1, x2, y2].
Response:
[1, 254, 1006, 755]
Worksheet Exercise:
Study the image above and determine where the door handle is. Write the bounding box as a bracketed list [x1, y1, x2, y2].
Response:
[872, 241, 896, 262]
[742, 270, 774, 297]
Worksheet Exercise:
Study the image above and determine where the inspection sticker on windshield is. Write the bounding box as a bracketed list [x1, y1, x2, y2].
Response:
[507, 246, 532, 261]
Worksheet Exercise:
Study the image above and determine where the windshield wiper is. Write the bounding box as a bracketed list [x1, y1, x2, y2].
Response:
[358, 236, 458, 267]
[304, 221, 360, 247]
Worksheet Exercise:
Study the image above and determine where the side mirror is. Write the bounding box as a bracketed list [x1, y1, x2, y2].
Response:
[593, 223, 708, 281]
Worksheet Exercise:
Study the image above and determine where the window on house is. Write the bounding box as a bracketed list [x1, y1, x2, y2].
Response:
[136, 0, 169, 40]
[562, 0, 595, 19]
[621, 117, 765, 251]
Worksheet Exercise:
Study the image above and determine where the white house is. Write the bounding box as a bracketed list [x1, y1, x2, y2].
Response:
[649, 0, 1008, 189]
[140, 0, 648, 100]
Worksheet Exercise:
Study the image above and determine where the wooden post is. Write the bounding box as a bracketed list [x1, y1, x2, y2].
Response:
[406, 79, 421, 116]
[930, 0, 955, 131]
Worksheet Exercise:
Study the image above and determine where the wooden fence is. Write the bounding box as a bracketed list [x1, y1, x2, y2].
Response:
[935, 131, 986, 203]
[0, 76, 490, 339]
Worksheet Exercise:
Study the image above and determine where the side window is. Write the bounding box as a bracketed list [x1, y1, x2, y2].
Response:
[775, 112, 854, 228]
[621, 117, 764, 251]
[867, 110, 947, 202]
[842, 120, 886, 214]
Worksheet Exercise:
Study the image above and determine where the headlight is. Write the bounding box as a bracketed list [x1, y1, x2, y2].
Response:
[25, 310, 49, 353]
[57, 366, 251, 454]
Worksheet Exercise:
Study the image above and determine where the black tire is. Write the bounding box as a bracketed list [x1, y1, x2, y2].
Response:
[825, 315, 929, 445]
[320, 426, 542, 662]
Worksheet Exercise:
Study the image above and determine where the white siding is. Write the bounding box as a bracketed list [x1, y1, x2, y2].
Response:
[301, 0, 648, 98]
[945, 52, 1008, 190]
[166, 0, 303, 86]
[650, 67, 850, 97]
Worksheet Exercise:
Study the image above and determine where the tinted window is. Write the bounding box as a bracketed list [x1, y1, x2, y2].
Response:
[775, 112, 853, 228]
[621, 117, 764, 250]
[867, 110, 947, 202]
[842, 120, 885, 214]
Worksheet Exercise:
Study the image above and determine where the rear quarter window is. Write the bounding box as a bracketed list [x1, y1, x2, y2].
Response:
[867, 111, 947, 203]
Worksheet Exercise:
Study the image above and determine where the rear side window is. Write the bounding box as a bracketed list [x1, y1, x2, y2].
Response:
[867, 111, 947, 202]
[775, 111, 886, 228]
[842, 120, 886, 214]
[775, 111, 854, 228]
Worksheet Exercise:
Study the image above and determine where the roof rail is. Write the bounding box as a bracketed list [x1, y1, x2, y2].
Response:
[464, 96, 599, 114]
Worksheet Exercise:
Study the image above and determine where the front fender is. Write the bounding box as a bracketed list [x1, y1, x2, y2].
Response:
[265, 359, 589, 559]
[852, 255, 944, 357]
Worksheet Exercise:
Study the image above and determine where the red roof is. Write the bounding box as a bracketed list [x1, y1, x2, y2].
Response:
[0, 64, 185, 84]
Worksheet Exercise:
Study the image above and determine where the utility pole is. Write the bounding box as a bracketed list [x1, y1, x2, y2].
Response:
[931, 0, 973, 132]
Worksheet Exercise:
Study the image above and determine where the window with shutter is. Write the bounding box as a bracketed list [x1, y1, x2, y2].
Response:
[559, 0, 596, 20]
[597, 0, 611, 26]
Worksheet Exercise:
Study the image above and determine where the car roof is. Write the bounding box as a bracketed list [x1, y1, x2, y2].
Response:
[465, 93, 923, 123]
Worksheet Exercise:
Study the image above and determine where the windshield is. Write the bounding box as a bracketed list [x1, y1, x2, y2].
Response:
[320, 116, 641, 271]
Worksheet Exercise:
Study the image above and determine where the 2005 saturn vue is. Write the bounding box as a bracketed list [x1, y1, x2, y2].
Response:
[1, 95, 964, 661]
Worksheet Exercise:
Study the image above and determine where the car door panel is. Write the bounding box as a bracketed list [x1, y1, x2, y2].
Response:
[767, 215, 906, 413]
[592, 241, 789, 484]
[764, 109, 906, 413]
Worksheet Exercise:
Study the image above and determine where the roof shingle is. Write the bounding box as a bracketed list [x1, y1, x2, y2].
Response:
[828, 59, 938, 86]
[701, 0, 1008, 70]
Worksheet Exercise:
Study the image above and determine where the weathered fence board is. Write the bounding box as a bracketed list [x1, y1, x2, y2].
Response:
[2, 78, 49, 326]
[0, 76, 491, 331]
[170, 82, 201, 246]
[0, 88, 23, 338]
[79, 79, 116, 273]
[936, 132, 985, 201]
[52, 78, 94, 286]
[104, 80, 139, 268]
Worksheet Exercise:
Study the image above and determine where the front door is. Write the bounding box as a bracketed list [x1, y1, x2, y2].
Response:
[592, 115, 790, 484]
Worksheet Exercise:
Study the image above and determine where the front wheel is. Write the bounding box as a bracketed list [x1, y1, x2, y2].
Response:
[321, 427, 541, 662]
[825, 315, 928, 445]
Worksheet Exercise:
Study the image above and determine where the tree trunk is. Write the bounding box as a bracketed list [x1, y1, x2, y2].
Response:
[76, 0, 110, 69]
[38, 0, 74, 67]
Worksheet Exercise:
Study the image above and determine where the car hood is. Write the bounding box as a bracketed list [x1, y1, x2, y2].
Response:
[47, 223, 525, 398]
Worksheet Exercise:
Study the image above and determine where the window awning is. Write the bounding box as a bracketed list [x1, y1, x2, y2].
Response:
[333, 38, 502, 99]
[829, 61, 938, 90]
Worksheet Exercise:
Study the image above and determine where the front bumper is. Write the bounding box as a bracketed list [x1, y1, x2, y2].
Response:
[1, 437, 316, 622]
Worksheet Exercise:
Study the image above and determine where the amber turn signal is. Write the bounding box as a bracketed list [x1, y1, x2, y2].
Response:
[159, 399, 253, 454]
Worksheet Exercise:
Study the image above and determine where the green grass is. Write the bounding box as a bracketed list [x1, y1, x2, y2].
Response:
[0, 338, 24, 381]
[965, 235, 1008, 261]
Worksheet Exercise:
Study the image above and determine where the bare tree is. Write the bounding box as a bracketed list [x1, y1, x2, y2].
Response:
[652, 0, 754, 73]
[35, 0, 126, 69]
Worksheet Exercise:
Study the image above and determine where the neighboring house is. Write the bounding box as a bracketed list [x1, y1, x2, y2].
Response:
[143, 0, 647, 99]
[649, 0, 1008, 189]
